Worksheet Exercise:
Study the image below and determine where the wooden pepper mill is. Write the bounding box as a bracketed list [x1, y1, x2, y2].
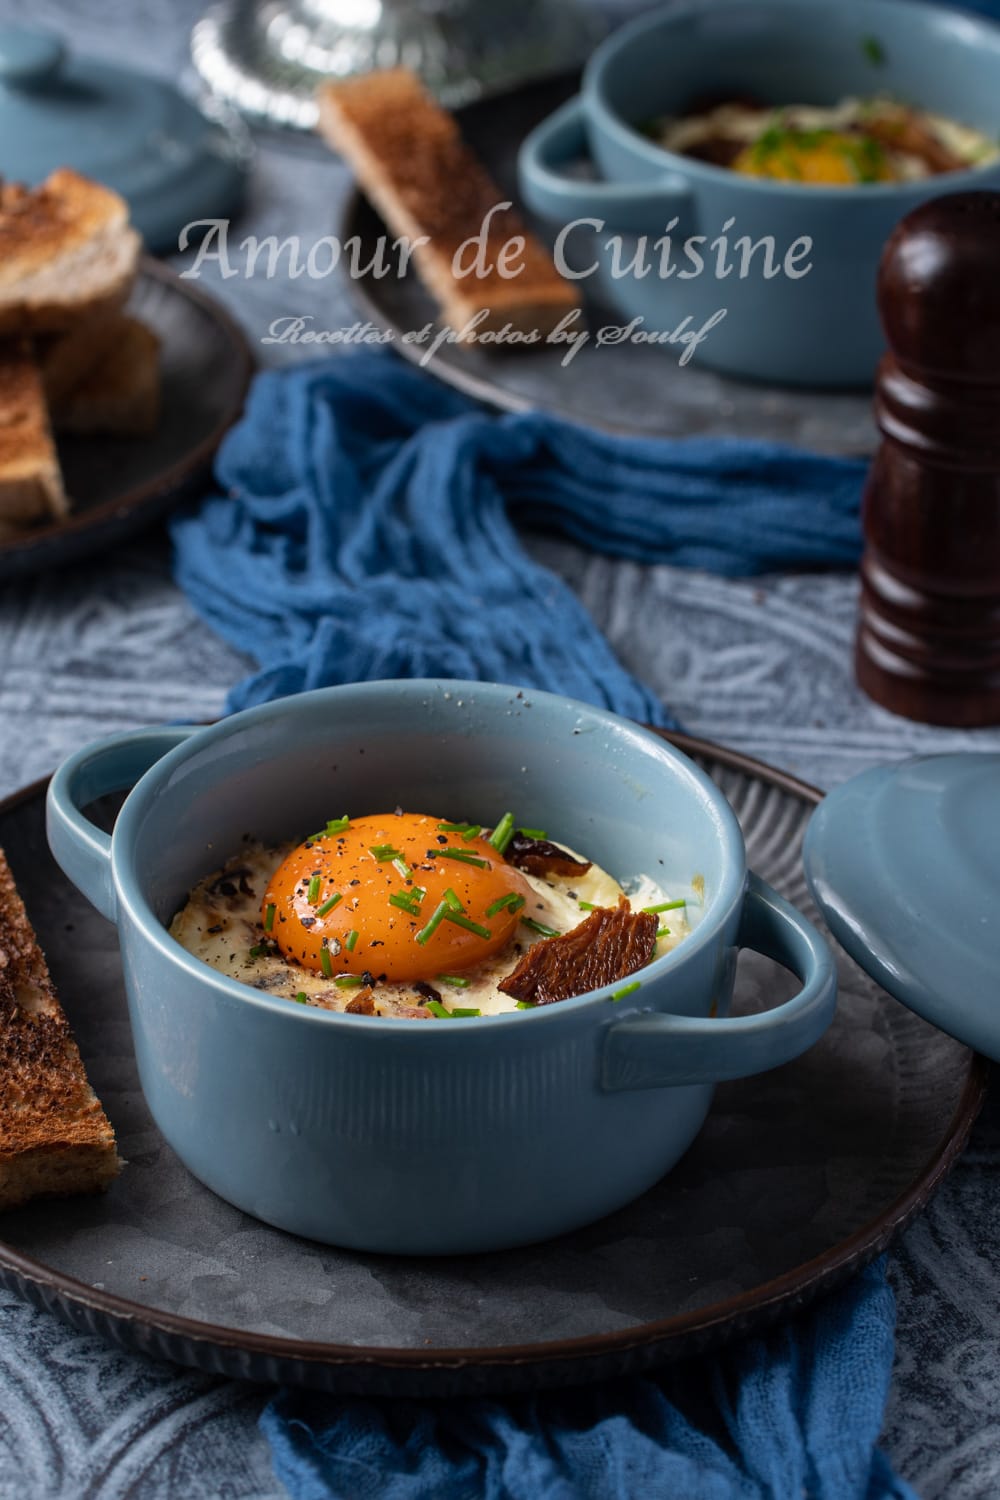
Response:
[856, 191, 1000, 726]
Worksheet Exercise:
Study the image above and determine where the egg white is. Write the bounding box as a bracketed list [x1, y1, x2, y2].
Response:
[169, 840, 691, 1018]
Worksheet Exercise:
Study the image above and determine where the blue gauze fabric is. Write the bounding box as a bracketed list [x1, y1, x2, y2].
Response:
[170, 352, 866, 725]
[169, 353, 908, 1500]
[259, 1258, 915, 1500]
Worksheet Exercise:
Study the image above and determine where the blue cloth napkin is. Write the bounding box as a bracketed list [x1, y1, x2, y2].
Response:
[259, 1258, 914, 1500]
[171, 352, 866, 725]
[169, 352, 910, 1500]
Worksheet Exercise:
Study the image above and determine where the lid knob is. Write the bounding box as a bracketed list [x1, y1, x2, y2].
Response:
[0, 25, 65, 86]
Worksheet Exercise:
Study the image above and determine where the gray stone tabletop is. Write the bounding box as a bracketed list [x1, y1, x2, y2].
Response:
[0, 1, 999, 1496]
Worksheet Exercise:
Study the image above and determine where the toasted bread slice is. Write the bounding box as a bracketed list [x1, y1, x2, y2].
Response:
[53, 315, 160, 437]
[317, 69, 579, 339]
[0, 343, 68, 527]
[38, 309, 124, 406]
[0, 847, 121, 1211]
[0, 169, 140, 338]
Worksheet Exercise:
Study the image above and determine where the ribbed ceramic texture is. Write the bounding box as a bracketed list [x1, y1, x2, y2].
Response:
[0, 743, 983, 1395]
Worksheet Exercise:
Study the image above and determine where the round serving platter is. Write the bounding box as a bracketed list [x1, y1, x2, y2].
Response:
[341, 74, 878, 455]
[0, 735, 986, 1396]
[0, 258, 253, 581]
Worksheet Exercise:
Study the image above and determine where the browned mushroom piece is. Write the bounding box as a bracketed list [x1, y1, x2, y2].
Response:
[498, 896, 657, 1006]
[504, 831, 592, 880]
[865, 110, 964, 174]
[344, 987, 376, 1015]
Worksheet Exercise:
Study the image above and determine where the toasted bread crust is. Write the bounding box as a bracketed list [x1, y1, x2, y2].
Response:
[0, 848, 120, 1211]
[39, 310, 124, 405]
[0, 345, 68, 525]
[53, 315, 161, 437]
[0, 170, 129, 287]
[0, 171, 139, 337]
[318, 69, 578, 338]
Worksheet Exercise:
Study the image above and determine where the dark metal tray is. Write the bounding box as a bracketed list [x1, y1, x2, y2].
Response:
[0, 736, 985, 1396]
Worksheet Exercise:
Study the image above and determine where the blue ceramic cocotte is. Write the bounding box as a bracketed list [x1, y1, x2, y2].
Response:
[517, 0, 1000, 385]
[46, 681, 836, 1255]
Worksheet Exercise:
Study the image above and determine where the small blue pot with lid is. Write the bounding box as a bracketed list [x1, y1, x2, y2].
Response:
[0, 24, 248, 252]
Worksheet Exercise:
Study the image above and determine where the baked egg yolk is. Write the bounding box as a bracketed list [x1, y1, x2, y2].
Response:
[261, 813, 534, 982]
[732, 130, 896, 184]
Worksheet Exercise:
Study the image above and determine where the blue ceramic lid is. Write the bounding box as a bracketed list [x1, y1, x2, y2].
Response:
[803, 753, 1000, 1060]
[0, 24, 248, 253]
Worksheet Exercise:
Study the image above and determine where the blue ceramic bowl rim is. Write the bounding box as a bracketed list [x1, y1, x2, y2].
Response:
[580, 0, 1000, 200]
[108, 680, 748, 1034]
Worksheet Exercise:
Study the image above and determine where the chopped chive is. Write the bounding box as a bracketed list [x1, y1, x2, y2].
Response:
[577, 900, 597, 912]
[518, 827, 547, 840]
[656, 926, 671, 939]
[613, 980, 641, 1002]
[345, 929, 359, 951]
[264, 903, 276, 932]
[392, 857, 412, 880]
[389, 892, 422, 914]
[521, 916, 560, 937]
[515, 1000, 536, 1010]
[442, 887, 464, 912]
[319, 946, 333, 978]
[248, 943, 268, 959]
[307, 874, 322, 904]
[309, 814, 350, 840]
[429, 848, 489, 868]
[444, 910, 492, 940]
[425, 1000, 452, 1018]
[294, 991, 308, 1005]
[437, 821, 482, 841]
[438, 974, 471, 988]
[316, 891, 342, 916]
[486, 892, 526, 917]
[449, 1006, 482, 1018]
[416, 901, 449, 945]
[335, 974, 364, 987]
[641, 899, 686, 914]
[488, 812, 515, 854]
[369, 844, 405, 863]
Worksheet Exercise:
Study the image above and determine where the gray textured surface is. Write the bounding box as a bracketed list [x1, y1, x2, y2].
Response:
[0, 0, 998, 1496]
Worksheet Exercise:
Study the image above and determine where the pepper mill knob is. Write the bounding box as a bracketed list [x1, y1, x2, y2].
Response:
[855, 191, 1000, 726]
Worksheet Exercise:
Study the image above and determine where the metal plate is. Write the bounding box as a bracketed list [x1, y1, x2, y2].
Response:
[0, 259, 253, 581]
[0, 736, 985, 1396]
[341, 75, 878, 454]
